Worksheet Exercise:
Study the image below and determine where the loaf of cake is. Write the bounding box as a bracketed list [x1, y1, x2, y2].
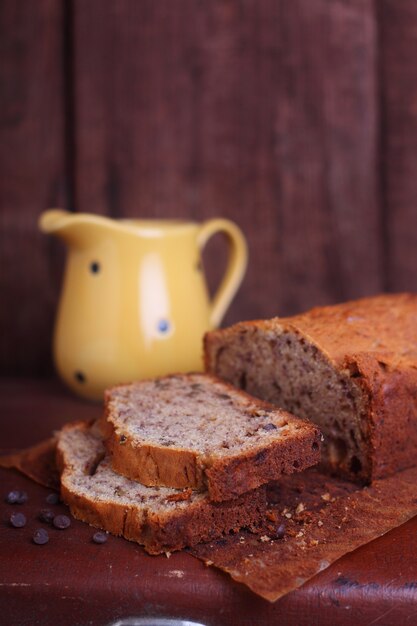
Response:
[204, 293, 417, 483]
[103, 373, 321, 501]
[56, 421, 268, 555]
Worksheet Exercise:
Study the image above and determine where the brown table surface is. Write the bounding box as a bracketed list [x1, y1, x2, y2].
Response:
[0, 378, 416, 626]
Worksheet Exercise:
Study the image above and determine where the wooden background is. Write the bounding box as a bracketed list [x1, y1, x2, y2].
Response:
[1, 0, 417, 376]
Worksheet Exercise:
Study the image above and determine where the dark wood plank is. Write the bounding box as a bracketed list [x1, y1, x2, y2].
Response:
[0, 0, 67, 375]
[0, 0, 385, 375]
[72, 0, 383, 326]
[378, 0, 417, 291]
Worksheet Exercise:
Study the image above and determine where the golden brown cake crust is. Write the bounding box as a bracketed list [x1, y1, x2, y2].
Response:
[57, 421, 268, 555]
[204, 293, 417, 482]
[282, 293, 417, 366]
[103, 373, 321, 501]
[104, 418, 205, 491]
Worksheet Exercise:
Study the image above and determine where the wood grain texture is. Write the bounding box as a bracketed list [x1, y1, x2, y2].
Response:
[72, 0, 383, 326]
[3, 0, 413, 374]
[378, 0, 417, 291]
[0, 0, 67, 375]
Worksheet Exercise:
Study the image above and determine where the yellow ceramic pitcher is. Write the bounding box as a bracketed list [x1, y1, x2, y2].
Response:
[39, 210, 247, 400]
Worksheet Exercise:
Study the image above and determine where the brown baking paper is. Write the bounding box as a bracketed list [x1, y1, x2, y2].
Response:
[191, 467, 417, 601]
[0, 437, 59, 489]
[2, 440, 417, 602]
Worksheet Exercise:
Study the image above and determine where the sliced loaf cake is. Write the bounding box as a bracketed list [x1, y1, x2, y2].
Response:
[103, 373, 321, 502]
[204, 293, 417, 484]
[56, 421, 267, 555]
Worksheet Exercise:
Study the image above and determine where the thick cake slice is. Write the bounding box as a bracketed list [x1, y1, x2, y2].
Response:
[204, 293, 417, 484]
[103, 373, 321, 502]
[56, 421, 267, 555]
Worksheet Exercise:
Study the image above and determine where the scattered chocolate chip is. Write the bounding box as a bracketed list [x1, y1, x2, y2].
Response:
[33, 528, 49, 545]
[92, 531, 108, 544]
[274, 523, 286, 540]
[46, 493, 60, 505]
[39, 509, 55, 524]
[10, 512, 27, 528]
[17, 491, 28, 504]
[5, 490, 21, 504]
[53, 515, 71, 530]
[263, 423, 277, 431]
[6, 490, 28, 505]
[119, 434, 127, 444]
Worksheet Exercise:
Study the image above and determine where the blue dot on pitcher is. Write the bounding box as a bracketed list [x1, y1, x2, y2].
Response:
[157, 319, 171, 334]
[90, 261, 101, 274]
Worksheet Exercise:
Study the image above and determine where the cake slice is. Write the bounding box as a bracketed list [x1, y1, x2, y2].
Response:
[56, 421, 267, 555]
[204, 293, 417, 484]
[103, 373, 321, 502]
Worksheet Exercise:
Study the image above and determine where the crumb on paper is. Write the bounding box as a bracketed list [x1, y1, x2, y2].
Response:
[164, 551, 171, 559]
[295, 502, 305, 514]
[317, 520, 324, 527]
[285, 513, 292, 519]
[321, 493, 331, 502]
[260, 535, 271, 542]
[167, 570, 185, 578]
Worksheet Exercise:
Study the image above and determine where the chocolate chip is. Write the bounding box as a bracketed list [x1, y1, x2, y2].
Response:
[92, 531, 108, 544]
[263, 423, 277, 431]
[33, 528, 49, 545]
[274, 523, 286, 540]
[39, 509, 55, 524]
[5, 490, 21, 504]
[10, 512, 27, 528]
[255, 450, 267, 463]
[46, 493, 60, 505]
[119, 434, 127, 444]
[53, 514, 71, 529]
[6, 490, 28, 504]
[16, 491, 28, 504]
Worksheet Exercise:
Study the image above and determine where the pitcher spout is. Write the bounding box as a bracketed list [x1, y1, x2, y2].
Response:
[39, 209, 71, 234]
[39, 209, 114, 248]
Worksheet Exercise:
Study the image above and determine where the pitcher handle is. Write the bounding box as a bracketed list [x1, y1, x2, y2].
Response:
[197, 218, 248, 329]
